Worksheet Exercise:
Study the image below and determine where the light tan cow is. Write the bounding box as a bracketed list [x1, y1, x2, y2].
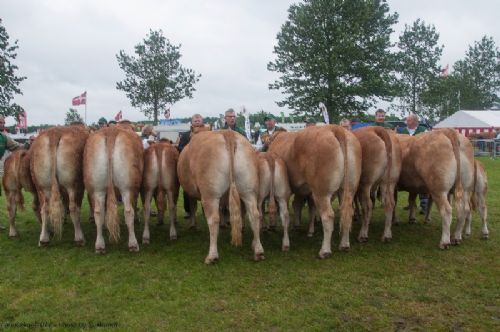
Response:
[466, 159, 489, 239]
[141, 140, 180, 244]
[257, 152, 292, 251]
[396, 129, 474, 248]
[353, 126, 402, 242]
[424, 159, 489, 240]
[178, 130, 264, 264]
[2, 149, 40, 237]
[84, 126, 143, 253]
[268, 125, 362, 258]
[30, 126, 89, 246]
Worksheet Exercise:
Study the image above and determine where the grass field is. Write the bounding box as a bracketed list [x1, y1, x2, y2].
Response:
[0, 157, 498, 331]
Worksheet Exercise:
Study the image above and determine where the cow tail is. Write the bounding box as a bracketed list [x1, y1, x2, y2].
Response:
[16, 151, 26, 211]
[442, 129, 464, 211]
[470, 160, 478, 211]
[155, 144, 166, 213]
[105, 129, 120, 243]
[331, 126, 354, 230]
[222, 131, 242, 247]
[48, 132, 64, 239]
[266, 152, 277, 225]
[373, 127, 393, 204]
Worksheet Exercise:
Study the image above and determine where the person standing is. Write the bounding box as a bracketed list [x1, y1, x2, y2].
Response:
[339, 118, 352, 131]
[0, 116, 20, 158]
[400, 113, 429, 214]
[223, 109, 246, 137]
[177, 114, 205, 219]
[259, 114, 286, 151]
[373, 109, 394, 129]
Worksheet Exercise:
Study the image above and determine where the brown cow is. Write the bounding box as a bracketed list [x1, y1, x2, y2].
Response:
[30, 126, 89, 246]
[84, 126, 143, 253]
[141, 140, 180, 244]
[396, 129, 474, 248]
[178, 130, 264, 264]
[257, 152, 292, 251]
[353, 126, 402, 242]
[2, 149, 40, 237]
[268, 125, 362, 258]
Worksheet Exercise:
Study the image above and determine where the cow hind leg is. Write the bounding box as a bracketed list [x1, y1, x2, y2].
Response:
[167, 190, 178, 240]
[93, 192, 106, 254]
[189, 197, 198, 229]
[241, 195, 264, 261]
[313, 194, 334, 259]
[452, 191, 470, 245]
[307, 200, 316, 237]
[67, 188, 85, 246]
[202, 198, 221, 264]
[357, 187, 372, 242]
[381, 184, 396, 242]
[292, 195, 304, 230]
[278, 197, 290, 251]
[142, 190, 153, 244]
[122, 191, 139, 252]
[6, 191, 18, 238]
[424, 197, 433, 223]
[38, 192, 51, 246]
[433, 193, 453, 249]
[478, 195, 489, 239]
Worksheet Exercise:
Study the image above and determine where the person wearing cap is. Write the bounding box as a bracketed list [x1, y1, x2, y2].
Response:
[223, 108, 246, 137]
[98, 117, 108, 128]
[141, 125, 157, 149]
[304, 117, 316, 128]
[259, 114, 286, 152]
[373, 109, 394, 129]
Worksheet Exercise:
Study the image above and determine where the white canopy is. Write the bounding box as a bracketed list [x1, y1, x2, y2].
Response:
[434, 110, 500, 128]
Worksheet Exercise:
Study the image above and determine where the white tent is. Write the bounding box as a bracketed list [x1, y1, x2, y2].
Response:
[433, 110, 500, 136]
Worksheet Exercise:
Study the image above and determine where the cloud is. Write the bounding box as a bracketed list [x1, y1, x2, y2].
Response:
[2, 0, 499, 125]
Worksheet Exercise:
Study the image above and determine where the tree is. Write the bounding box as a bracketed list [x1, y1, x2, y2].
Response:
[396, 19, 443, 119]
[116, 29, 200, 125]
[0, 19, 26, 118]
[65, 108, 83, 125]
[268, 0, 398, 123]
[452, 36, 500, 110]
[420, 75, 461, 122]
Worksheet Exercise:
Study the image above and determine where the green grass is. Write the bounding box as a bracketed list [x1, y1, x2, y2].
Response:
[0, 157, 498, 331]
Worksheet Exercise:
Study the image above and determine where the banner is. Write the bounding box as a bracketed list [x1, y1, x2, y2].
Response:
[242, 107, 252, 141]
[319, 102, 329, 124]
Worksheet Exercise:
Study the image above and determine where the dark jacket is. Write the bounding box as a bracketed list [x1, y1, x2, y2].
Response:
[177, 130, 191, 152]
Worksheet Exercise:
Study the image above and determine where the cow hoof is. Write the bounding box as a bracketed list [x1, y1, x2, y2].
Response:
[38, 240, 50, 247]
[142, 238, 150, 245]
[95, 248, 106, 255]
[439, 242, 450, 250]
[9, 233, 19, 239]
[382, 236, 392, 243]
[307, 232, 314, 238]
[75, 240, 85, 247]
[357, 236, 368, 243]
[409, 218, 417, 224]
[204, 256, 219, 265]
[463, 233, 471, 239]
[339, 245, 350, 252]
[170, 235, 177, 241]
[254, 252, 265, 261]
[128, 245, 140, 252]
[282, 245, 290, 252]
[451, 238, 462, 246]
[318, 251, 332, 259]
[482, 234, 489, 240]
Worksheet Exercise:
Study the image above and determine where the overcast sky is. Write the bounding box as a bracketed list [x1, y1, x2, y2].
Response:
[2, 0, 499, 126]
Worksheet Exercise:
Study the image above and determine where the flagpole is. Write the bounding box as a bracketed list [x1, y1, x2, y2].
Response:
[85, 90, 87, 124]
